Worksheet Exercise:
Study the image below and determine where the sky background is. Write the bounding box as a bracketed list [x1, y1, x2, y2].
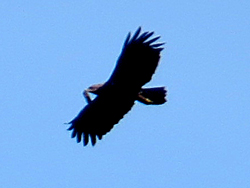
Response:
[1, 1, 250, 187]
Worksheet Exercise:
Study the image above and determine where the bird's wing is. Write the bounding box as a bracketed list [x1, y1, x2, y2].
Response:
[67, 28, 164, 146]
[68, 91, 135, 146]
[106, 27, 164, 90]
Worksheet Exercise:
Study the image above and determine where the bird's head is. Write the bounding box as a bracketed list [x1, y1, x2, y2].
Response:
[87, 83, 105, 95]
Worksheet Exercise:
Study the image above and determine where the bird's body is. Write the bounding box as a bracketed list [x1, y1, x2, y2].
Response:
[67, 27, 166, 146]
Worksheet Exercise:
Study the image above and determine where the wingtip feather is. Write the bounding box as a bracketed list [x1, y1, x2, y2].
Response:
[71, 129, 77, 138]
[145, 36, 161, 45]
[131, 27, 141, 42]
[151, 43, 165, 48]
[77, 132, 82, 143]
[90, 134, 97, 146]
[124, 32, 131, 46]
[83, 133, 89, 146]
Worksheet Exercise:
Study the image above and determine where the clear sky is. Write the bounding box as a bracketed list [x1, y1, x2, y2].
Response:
[1, 1, 250, 187]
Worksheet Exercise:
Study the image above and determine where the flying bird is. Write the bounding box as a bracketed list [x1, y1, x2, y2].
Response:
[67, 27, 167, 146]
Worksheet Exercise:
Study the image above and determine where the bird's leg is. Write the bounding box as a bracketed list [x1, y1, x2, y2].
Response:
[137, 87, 167, 105]
[137, 93, 153, 104]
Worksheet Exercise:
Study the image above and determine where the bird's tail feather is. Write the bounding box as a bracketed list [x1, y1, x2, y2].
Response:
[137, 87, 167, 105]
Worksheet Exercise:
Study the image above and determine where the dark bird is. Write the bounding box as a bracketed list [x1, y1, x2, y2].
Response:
[67, 27, 167, 146]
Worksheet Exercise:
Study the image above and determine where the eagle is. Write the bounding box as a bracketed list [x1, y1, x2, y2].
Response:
[67, 27, 167, 146]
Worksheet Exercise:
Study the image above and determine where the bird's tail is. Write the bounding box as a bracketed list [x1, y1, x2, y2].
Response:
[137, 87, 167, 105]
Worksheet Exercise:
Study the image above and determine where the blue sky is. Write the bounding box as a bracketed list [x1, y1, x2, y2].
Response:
[1, 1, 250, 187]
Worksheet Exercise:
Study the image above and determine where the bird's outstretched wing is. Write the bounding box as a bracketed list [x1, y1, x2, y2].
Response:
[107, 27, 164, 88]
[67, 27, 164, 146]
